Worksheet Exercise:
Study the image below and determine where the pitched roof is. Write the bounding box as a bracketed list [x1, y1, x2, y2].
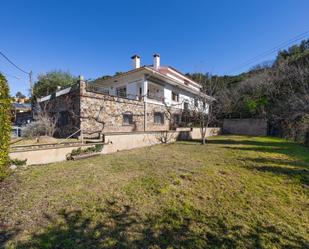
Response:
[90, 65, 203, 94]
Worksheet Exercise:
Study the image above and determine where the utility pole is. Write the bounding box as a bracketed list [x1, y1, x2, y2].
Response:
[29, 70, 33, 97]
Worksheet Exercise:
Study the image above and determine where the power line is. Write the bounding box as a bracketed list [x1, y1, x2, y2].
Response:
[0, 70, 21, 80]
[0, 51, 30, 75]
[0, 50, 33, 96]
[228, 30, 309, 74]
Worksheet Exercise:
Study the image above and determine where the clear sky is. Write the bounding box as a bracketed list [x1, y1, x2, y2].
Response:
[1, 0, 309, 96]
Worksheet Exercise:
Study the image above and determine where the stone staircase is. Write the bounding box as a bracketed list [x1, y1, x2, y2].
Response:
[82, 132, 104, 144]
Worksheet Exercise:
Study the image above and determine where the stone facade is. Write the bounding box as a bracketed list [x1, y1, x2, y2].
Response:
[39, 84, 81, 137]
[80, 83, 145, 133]
[80, 81, 182, 134]
[41, 81, 184, 138]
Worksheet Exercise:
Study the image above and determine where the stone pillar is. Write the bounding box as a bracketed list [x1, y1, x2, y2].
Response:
[79, 75, 86, 95]
[78, 75, 85, 141]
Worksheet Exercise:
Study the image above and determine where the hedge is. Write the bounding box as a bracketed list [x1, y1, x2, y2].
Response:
[0, 74, 10, 179]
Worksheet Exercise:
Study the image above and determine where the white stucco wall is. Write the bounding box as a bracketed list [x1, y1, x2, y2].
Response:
[91, 69, 208, 113]
[10, 128, 220, 165]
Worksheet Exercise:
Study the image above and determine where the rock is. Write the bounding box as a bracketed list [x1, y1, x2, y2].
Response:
[10, 165, 17, 170]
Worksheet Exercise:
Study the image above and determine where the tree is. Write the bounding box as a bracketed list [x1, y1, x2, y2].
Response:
[0, 74, 11, 179]
[23, 102, 59, 138]
[15, 91, 26, 99]
[192, 74, 218, 144]
[33, 70, 78, 99]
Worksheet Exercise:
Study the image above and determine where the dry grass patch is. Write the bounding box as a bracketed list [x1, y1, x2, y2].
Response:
[0, 135, 308, 248]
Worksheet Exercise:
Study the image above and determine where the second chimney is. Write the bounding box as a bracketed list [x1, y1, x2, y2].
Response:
[131, 55, 140, 69]
[153, 53, 160, 69]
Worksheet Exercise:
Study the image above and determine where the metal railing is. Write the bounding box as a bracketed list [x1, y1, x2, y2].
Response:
[86, 83, 165, 103]
[147, 94, 164, 102]
[86, 83, 141, 100]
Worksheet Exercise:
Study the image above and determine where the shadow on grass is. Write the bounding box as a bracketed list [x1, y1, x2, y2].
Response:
[183, 136, 309, 186]
[241, 157, 309, 186]
[0, 226, 20, 248]
[208, 136, 309, 160]
[3, 200, 308, 249]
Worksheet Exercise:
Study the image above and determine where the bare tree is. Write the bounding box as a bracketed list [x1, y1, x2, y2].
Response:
[191, 74, 218, 144]
[23, 102, 59, 138]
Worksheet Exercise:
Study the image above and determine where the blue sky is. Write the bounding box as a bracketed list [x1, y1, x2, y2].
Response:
[1, 0, 309, 95]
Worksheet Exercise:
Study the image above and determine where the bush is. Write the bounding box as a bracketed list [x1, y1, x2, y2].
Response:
[0, 74, 11, 179]
[22, 120, 51, 138]
[66, 144, 103, 160]
[10, 158, 27, 166]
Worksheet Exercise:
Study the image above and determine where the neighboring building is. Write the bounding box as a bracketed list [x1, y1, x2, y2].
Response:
[11, 102, 33, 126]
[38, 54, 213, 138]
[12, 97, 30, 104]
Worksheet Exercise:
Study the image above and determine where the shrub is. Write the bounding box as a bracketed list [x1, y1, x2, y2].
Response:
[0, 74, 11, 179]
[22, 120, 51, 138]
[9, 158, 27, 166]
[23, 102, 58, 138]
[66, 144, 103, 160]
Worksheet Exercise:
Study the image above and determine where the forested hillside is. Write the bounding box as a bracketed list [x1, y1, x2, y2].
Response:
[189, 39, 309, 145]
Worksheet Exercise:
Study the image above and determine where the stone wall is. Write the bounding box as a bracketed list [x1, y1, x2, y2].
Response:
[40, 81, 192, 137]
[80, 82, 182, 134]
[223, 118, 267, 136]
[146, 102, 182, 131]
[39, 84, 81, 137]
[80, 82, 145, 133]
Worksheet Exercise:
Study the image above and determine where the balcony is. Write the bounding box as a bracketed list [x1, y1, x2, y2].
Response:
[86, 83, 142, 100]
[86, 83, 165, 103]
[147, 94, 164, 103]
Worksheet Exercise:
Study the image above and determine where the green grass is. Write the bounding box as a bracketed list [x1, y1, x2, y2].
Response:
[0, 135, 308, 248]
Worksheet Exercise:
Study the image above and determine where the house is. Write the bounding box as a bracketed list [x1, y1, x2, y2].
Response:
[11, 102, 33, 126]
[38, 54, 212, 138]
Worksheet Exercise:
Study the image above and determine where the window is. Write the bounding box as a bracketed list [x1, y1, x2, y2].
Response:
[116, 87, 127, 98]
[123, 113, 133, 125]
[184, 102, 189, 110]
[173, 114, 181, 125]
[154, 112, 164, 124]
[102, 88, 109, 94]
[194, 99, 199, 107]
[172, 92, 179, 102]
[59, 111, 69, 126]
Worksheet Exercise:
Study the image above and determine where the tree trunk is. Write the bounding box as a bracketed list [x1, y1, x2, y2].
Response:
[200, 119, 206, 145]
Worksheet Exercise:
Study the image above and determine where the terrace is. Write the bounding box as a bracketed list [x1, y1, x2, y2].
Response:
[86, 81, 165, 103]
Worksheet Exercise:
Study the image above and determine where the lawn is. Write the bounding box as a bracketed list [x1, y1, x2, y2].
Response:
[0, 135, 308, 248]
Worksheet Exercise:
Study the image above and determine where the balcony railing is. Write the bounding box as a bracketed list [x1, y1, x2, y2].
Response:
[86, 84, 142, 100]
[147, 94, 164, 103]
[86, 83, 166, 103]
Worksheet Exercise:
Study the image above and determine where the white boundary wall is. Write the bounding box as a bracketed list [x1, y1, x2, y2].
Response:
[10, 128, 221, 165]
